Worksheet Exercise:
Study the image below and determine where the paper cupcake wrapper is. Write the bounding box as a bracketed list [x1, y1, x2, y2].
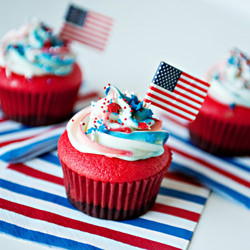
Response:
[189, 111, 250, 156]
[0, 87, 79, 126]
[61, 161, 170, 220]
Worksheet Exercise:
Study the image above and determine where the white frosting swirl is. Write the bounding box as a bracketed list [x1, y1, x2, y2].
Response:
[208, 49, 250, 108]
[66, 85, 169, 161]
[0, 20, 75, 78]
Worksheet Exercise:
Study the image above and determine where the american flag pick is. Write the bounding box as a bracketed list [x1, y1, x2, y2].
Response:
[60, 4, 114, 51]
[144, 61, 211, 122]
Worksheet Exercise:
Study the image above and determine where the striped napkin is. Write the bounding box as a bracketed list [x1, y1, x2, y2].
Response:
[161, 114, 250, 210]
[0, 90, 99, 163]
[0, 151, 210, 250]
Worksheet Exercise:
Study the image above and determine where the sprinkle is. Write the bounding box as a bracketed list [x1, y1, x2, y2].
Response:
[103, 102, 106, 105]
[95, 117, 97, 120]
[108, 83, 111, 86]
[103, 110, 106, 113]
[149, 122, 151, 125]
[121, 123, 124, 125]
[110, 120, 113, 123]
[230, 103, 236, 109]
[72, 119, 74, 122]
[124, 106, 126, 109]
[124, 118, 127, 121]
[104, 86, 106, 89]
[99, 97, 101, 100]
[101, 106, 103, 108]
[130, 110, 133, 113]
[94, 120, 96, 123]
[82, 122, 85, 125]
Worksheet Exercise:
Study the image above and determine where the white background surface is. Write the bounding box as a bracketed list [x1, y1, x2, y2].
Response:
[0, 0, 250, 249]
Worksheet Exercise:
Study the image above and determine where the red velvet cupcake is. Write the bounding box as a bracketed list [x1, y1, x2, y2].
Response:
[0, 21, 82, 126]
[58, 85, 172, 220]
[189, 49, 250, 156]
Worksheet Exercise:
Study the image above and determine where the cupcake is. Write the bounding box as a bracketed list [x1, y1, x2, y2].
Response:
[0, 20, 82, 126]
[189, 48, 250, 156]
[58, 85, 172, 220]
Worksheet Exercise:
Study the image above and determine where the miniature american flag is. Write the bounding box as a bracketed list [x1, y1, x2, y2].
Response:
[144, 61, 211, 122]
[60, 4, 113, 51]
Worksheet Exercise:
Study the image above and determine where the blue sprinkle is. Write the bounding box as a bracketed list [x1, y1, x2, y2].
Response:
[105, 86, 110, 96]
[230, 103, 236, 109]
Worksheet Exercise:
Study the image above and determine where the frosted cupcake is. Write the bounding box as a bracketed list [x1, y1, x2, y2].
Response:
[189, 48, 250, 156]
[58, 85, 172, 220]
[0, 20, 82, 126]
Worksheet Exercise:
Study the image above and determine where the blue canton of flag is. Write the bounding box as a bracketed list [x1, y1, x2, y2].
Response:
[65, 5, 88, 26]
[60, 4, 114, 51]
[144, 61, 211, 122]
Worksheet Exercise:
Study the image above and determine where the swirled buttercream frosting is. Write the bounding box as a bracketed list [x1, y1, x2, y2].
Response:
[67, 85, 169, 161]
[0, 20, 75, 78]
[209, 48, 250, 108]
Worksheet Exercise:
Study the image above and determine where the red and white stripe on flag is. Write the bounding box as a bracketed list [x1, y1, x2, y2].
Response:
[144, 62, 211, 122]
[60, 7, 113, 51]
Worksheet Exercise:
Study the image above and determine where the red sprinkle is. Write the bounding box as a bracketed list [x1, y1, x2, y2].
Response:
[130, 110, 133, 113]
[104, 86, 106, 89]
[103, 110, 106, 113]
[121, 123, 124, 125]
[72, 119, 74, 122]
[149, 122, 151, 125]
[82, 122, 85, 125]
[94, 121, 96, 123]
[108, 83, 111, 86]
[101, 106, 103, 108]
[95, 117, 97, 120]
[99, 97, 101, 100]
[124, 106, 126, 109]
[124, 118, 127, 121]
[110, 120, 113, 123]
